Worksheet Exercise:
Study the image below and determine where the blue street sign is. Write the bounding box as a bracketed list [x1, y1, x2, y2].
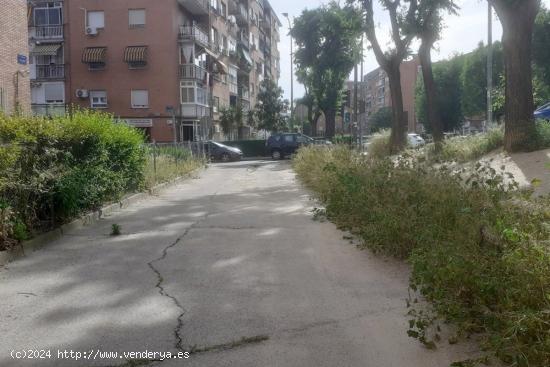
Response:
[17, 54, 27, 65]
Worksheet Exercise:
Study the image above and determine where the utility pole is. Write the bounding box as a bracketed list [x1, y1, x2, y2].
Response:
[487, 2, 493, 129]
[282, 13, 294, 124]
[353, 63, 358, 146]
[359, 35, 364, 149]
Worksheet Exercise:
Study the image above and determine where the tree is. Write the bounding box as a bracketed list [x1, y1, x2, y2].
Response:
[461, 42, 504, 118]
[370, 107, 393, 132]
[291, 2, 363, 139]
[416, 56, 464, 133]
[533, 5, 550, 106]
[355, 0, 418, 153]
[406, 0, 458, 145]
[220, 105, 243, 140]
[489, 0, 540, 151]
[296, 93, 321, 136]
[255, 79, 286, 133]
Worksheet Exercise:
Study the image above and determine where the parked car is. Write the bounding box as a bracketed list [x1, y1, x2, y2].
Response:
[205, 141, 243, 162]
[408, 133, 426, 147]
[266, 133, 315, 160]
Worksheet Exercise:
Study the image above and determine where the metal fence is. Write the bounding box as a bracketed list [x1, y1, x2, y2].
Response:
[144, 142, 207, 187]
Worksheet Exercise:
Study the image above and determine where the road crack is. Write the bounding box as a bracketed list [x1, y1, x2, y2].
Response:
[146, 193, 218, 354]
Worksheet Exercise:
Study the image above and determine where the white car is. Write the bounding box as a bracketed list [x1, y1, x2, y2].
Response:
[408, 133, 426, 147]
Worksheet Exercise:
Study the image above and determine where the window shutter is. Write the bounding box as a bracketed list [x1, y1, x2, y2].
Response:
[131, 90, 149, 108]
[129, 9, 146, 27]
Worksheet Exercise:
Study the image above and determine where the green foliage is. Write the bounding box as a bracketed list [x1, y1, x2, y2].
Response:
[367, 130, 391, 159]
[533, 5, 550, 89]
[143, 144, 203, 189]
[422, 129, 505, 163]
[416, 56, 465, 132]
[291, 2, 363, 136]
[111, 223, 121, 236]
[369, 107, 393, 133]
[294, 145, 550, 367]
[219, 105, 244, 139]
[255, 79, 286, 133]
[0, 110, 146, 246]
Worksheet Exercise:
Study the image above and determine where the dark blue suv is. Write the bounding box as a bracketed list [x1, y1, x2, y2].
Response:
[266, 133, 314, 160]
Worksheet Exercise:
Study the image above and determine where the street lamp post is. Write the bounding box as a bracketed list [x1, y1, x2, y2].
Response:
[282, 13, 294, 126]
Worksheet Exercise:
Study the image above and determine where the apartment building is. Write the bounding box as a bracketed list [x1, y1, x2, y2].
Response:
[27, 0, 66, 117]
[361, 56, 420, 133]
[0, 0, 31, 115]
[27, 0, 281, 142]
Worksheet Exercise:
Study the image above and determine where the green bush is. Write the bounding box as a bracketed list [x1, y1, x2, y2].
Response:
[222, 140, 266, 157]
[0, 110, 146, 244]
[422, 128, 504, 163]
[294, 145, 550, 367]
[367, 130, 391, 159]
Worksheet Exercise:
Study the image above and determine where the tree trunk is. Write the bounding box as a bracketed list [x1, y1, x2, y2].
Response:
[311, 111, 321, 137]
[419, 38, 444, 145]
[491, 0, 539, 152]
[386, 60, 407, 153]
[324, 109, 336, 139]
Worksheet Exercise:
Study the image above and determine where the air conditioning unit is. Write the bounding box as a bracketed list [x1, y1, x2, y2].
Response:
[85, 27, 98, 36]
[76, 89, 89, 99]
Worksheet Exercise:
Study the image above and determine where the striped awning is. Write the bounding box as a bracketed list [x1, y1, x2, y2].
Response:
[31, 44, 61, 56]
[82, 47, 107, 63]
[124, 46, 148, 63]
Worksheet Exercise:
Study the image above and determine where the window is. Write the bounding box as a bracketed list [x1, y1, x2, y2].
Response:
[284, 135, 295, 143]
[221, 2, 227, 17]
[180, 81, 208, 105]
[90, 90, 107, 108]
[34, 5, 62, 26]
[180, 82, 195, 104]
[87, 11, 105, 29]
[211, 27, 219, 49]
[129, 9, 146, 28]
[131, 90, 149, 108]
[45, 83, 64, 103]
[88, 62, 105, 71]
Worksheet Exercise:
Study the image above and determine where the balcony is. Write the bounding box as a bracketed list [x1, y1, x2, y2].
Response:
[239, 86, 250, 101]
[179, 25, 210, 49]
[179, 64, 208, 82]
[30, 25, 63, 40]
[181, 104, 210, 119]
[229, 1, 248, 25]
[177, 0, 209, 16]
[31, 104, 66, 117]
[35, 65, 65, 80]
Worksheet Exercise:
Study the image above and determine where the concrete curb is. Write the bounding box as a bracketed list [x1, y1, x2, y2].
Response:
[0, 172, 200, 267]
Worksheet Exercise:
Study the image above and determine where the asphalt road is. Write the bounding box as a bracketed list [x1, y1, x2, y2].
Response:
[0, 160, 480, 367]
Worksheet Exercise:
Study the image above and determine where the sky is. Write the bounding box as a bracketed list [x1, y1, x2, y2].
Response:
[270, 0, 550, 101]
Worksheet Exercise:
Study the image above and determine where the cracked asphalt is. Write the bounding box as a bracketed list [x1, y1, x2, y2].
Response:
[0, 160, 481, 367]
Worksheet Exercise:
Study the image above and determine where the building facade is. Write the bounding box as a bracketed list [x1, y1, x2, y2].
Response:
[0, 0, 31, 115]
[27, 0, 281, 142]
[359, 56, 420, 133]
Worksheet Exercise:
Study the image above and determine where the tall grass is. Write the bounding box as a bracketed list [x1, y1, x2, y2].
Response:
[294, 145, 550, 367]
[144, 145, 204, 189]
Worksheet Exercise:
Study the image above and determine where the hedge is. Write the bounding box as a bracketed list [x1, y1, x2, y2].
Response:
[0, 110, 146, 249]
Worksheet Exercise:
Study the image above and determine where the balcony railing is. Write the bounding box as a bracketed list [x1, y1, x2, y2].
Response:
[30, 25, 63, 40]
[177, 0, 209, 15]
[181, 104, 210, 119]
[239, 87, 250, 100]
[179, 25, 210, 49]
[32, 103, 66, 117]
[179, 64, 208, 81]
[35, 65, 65, 79]
[229, 1, 248, 24]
